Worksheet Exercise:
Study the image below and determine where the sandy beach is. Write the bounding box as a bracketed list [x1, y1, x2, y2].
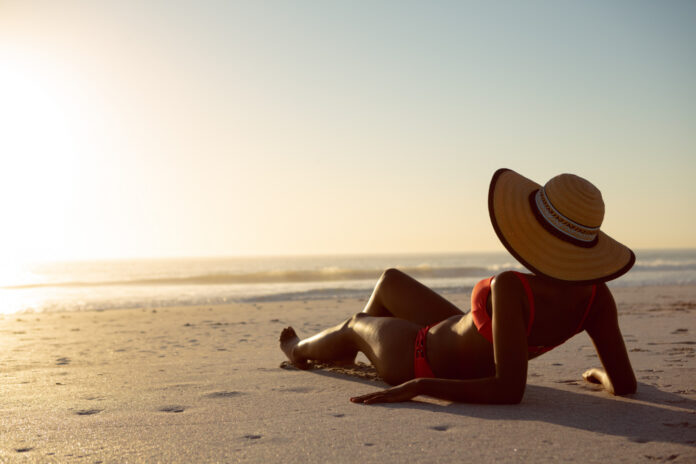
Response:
[1, 285, 694, 463]
[3, 1, 694, 461]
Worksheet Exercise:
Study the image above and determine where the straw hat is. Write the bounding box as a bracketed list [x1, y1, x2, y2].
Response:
[488, 168, 635, 284]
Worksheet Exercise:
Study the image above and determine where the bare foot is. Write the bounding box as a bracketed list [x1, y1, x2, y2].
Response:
[279, 327, 310, 369]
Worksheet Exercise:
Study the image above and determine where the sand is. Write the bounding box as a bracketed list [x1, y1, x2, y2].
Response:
[1, 285, 694, 463]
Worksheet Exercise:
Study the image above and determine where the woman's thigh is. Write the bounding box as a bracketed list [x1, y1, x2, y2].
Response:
[365, 269, 464, 326]
[350, 314, 421, 385]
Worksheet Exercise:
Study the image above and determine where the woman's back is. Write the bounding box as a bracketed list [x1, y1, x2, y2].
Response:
[427, 271, 602, 379]
[521, 273, 599, 355]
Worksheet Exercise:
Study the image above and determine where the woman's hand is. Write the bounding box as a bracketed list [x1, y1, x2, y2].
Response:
[582, 368, 605, 385]
[350, 379, 421, 404]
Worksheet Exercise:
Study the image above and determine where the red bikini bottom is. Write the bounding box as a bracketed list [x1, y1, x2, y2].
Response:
[414, 325, 435, 378]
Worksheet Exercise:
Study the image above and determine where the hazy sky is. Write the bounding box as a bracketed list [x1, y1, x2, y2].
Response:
[1, 1, 694, 262]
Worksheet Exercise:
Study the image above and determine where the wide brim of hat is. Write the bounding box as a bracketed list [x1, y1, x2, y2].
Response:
[489, 168, 635, 284]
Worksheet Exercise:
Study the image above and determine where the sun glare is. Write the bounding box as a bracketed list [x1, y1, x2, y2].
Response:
[0, 49, 84, 264]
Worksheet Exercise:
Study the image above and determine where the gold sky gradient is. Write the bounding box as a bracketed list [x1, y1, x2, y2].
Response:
[1, 2, 694, 264]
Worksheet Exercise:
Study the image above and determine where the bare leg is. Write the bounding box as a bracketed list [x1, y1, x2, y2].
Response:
[280, 327, 312, 369]
[362, 268, 464, 325]
[279, 314, 420, 385]
[280, 319, 358, 367]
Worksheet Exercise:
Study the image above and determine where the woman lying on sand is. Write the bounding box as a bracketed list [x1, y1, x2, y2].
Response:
[280, 168, 637, 404]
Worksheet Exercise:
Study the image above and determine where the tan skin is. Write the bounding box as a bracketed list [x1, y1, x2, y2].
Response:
[280, 268, 637, 404]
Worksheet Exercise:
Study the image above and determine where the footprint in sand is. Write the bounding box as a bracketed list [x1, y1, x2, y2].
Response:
[662, 422, 694, 428]
[75, 409, 102, 416]
[159, 406, 186, 413]
[430, 425, 450, 432]
[274, 386, 314, 393]
[644, 455, 679, 462]
[555, 379, 580, 385]
[203, 391, 243, 399]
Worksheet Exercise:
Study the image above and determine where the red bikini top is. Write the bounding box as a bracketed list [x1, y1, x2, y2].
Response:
[471, 271, 596, 355]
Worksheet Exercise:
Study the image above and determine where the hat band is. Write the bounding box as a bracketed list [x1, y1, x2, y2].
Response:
[529, 189, 599, 248]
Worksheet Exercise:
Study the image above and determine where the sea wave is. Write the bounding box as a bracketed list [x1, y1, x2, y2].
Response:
[7, 259, 696, 291]
[239, 283, 475, 303]
[3, 265, 491, 289]
[632, 260, 696, 272]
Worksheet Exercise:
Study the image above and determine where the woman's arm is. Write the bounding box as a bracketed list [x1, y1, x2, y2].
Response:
[352, 271, 529, 404]
[350, 375, 524, 405]
[582, 284, 637, 395]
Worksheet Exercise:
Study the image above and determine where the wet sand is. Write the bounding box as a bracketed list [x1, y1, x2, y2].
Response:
[1, 285, 694, 462]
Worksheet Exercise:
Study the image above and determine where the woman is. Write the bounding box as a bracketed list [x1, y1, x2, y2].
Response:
[280, 168, 637, 404]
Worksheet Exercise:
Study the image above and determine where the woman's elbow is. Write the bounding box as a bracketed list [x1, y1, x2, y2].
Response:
[613, 378, 637, 396]
[499, 388, 525, 404]
[493, 379, 526, 404]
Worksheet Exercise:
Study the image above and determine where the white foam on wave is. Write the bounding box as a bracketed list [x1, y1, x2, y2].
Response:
[2, 250, 694, 314]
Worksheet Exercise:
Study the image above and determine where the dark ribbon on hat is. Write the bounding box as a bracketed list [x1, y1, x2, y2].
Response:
[528, 189, 599, 249]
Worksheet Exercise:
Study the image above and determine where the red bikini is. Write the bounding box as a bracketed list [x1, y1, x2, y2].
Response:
[472, 271, 596, 355]
[413, 272, 597, 378]
[413, 324, 435, 378]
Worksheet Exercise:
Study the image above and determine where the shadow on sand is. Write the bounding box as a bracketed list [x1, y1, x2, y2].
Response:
[289, 363, 695, 447]
[385, 383, 694, 447]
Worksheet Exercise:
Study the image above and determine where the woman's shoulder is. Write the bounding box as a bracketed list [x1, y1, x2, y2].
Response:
[491, 270, 524, 285]
[491, 270, 614, 305]
[588, 282, 616, 312]
[521, 272, 603, 304]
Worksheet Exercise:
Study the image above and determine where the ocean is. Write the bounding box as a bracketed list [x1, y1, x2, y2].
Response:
[1, 249, 695, 315]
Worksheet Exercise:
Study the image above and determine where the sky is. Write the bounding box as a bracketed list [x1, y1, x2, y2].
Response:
[0, 1, 694, 263]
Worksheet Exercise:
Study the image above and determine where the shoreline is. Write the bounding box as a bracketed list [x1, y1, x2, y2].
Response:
[4, 248, 696, 315]
[1, 284, 694, 462]
[4, 281, 696, 317]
